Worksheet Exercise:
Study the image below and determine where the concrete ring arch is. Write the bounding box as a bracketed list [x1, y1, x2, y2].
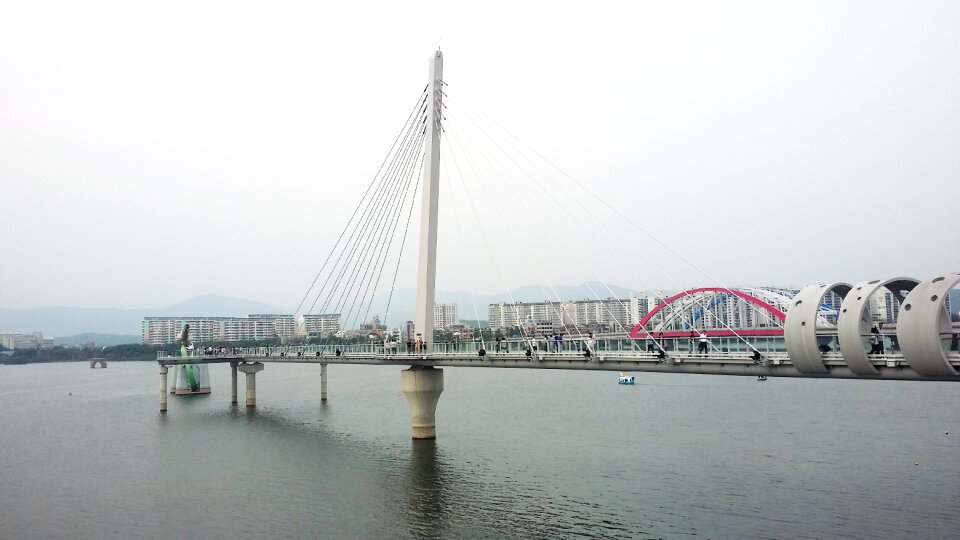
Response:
[897, 272, 960, 377]
[785, 282, 852, 374]
[837, 277, 919, 375]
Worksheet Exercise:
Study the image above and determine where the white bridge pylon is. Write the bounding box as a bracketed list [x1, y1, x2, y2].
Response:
[405, 50, 445, 439]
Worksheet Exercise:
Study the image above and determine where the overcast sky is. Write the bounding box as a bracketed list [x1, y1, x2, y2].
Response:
[2, 1, 958, 311]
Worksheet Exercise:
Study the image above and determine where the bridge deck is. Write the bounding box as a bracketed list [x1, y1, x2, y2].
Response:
[157, 349, 960, 382]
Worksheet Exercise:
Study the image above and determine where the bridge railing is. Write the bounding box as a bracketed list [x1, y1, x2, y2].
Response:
[153, 340, 954, 369]
[155, 330, 960, 359]
[154, 337, 792, 359]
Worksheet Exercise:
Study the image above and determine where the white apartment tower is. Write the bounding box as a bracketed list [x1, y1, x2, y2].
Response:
[434, 303, 458, 330]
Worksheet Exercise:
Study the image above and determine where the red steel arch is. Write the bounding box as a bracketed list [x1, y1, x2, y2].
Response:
[628, 287, 787, 339]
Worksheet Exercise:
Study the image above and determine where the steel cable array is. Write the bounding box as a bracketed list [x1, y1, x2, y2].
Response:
[440, 88, 781, 355]
[295, 88, 428, 341]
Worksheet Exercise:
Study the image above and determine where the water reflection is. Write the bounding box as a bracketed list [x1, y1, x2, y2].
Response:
[407, 439, 447, 537]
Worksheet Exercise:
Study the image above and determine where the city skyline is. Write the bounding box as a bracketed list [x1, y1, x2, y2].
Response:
[5, 279, 960, 338]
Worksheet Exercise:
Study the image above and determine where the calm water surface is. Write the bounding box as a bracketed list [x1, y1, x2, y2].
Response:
[1, 361, 959, 539]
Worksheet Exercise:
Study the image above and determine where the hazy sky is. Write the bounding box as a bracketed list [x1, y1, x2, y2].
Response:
[2, 1, 958, 311]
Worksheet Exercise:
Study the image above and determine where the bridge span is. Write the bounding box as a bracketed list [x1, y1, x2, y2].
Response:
[158, 342, 960, 383]
[153, 51, 959, 440]
[156, 335, 960, 438]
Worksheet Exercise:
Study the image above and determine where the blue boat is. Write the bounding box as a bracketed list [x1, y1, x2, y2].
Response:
[618, 373, 635, 385]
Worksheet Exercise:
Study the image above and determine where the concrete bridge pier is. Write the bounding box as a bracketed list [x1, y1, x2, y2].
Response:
[401, 367, 443, 439]
[239, 362, 264, 407]
[159, 365, 168, 412]
[230, 361, 239, 405]
[321, 363, 328, 402]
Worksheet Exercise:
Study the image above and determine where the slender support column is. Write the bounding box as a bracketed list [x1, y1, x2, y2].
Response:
[170, 363, 178, 393]
[320, 363, 328, 402]
[159, 365, 169, 412]
[401, 367, 444, 439]
[230, 361, 239, 405]
[413, 50, 444, 347]
[238, 362, 264, 408]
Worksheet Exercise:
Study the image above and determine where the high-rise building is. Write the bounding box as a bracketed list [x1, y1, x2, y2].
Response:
[488, 297, 641, 333]
[141, 313, 341, 345]
[303, 314, 342, 336]
[0, 331, 53, 350]
[434, 303, 458, 330]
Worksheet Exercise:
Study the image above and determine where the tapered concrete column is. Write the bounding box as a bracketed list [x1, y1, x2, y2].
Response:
[170, 363, 178, 393]
[230, 361, 239, 405]
[401, 367, 443, 439]
[238, 362, 264, 407]
[159, 365, 169, 412]
[320, 363, 328, 402]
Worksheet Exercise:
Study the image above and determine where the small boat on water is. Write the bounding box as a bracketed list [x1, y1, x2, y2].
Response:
[757, 376, 768, 381]
[618, 373, 636, 385]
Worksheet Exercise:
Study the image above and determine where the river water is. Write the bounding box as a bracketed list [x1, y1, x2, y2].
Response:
[1, 361, 959, 539]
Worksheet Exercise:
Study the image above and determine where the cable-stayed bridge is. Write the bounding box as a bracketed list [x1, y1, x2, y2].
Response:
[157, 51, 960, 438]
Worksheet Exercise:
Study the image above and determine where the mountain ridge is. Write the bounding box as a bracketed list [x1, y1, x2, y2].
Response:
[1, 284, 644, 338]
[0, 295, 281, 338]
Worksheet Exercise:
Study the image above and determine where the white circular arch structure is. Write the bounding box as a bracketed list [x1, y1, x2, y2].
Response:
[837, 277, 919, 375]
[897, 272, 960, 377]
[785, 282, 851, 374]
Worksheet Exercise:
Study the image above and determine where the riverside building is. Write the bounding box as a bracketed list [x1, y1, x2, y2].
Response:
[434, 303, 458, 330]
[489, 296, 645, 333]
[0, 331, 54, 350]
[141, 314, 341, 345]
[488, 288, 822, 334]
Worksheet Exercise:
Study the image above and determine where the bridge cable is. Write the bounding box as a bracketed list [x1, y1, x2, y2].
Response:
[442, 118, 587, 346]
[446, 97, 782, 349]
[447, 110, 675, 356]
[380, 156, 425, 330]
[446, 93, 760, 354]
[306, 107, 426, 322]
[447, 88, 786, 334]
[302, 96, 427, 324]
[308, 124, 420, 335]
[356, 132, 427, 327]
[320, 125, 423, 348]
[344, 129, 427, 330]
[449, 97, 748, 354]
[324, 124, 426, 329]
[439, 139, 496, 352]
[294, 88, 427, 320]
[445, 102, 666, 350]
[441, 125, 536, 344]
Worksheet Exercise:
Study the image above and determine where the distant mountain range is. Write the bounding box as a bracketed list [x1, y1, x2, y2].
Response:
[6, 283, 950, 343]
[0, 284, 643, 340]
[0, 294, 281, 339]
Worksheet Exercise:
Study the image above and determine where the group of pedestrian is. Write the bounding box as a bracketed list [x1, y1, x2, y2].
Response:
[494, 332, 596, 354]
[643, 332, 669, 358]
[685, 330, 709, 354]
[401, 333, 426, 354]
[869, 323, 885, 355]
[202, 346, 237, 355]
[697, 331, 708, 354]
